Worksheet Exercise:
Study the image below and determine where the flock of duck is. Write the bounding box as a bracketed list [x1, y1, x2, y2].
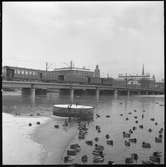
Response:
[61, 101, 164, 164]
[26, 102, 164, 164]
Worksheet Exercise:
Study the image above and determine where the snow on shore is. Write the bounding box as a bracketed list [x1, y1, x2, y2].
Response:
[2, 113, 50, 165]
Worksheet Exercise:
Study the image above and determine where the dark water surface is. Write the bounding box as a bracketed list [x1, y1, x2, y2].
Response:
[3, 92, 164, 164]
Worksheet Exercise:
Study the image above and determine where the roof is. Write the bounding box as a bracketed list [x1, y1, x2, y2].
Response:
[54, 67, 93, 72]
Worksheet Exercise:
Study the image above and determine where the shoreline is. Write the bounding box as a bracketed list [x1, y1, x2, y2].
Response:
[3, 112, 78, 165]
[32, 116, 78, 164]
[2, 112, 50, 165]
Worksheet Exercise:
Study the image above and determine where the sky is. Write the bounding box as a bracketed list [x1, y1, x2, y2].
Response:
[2, 1, 164, 81]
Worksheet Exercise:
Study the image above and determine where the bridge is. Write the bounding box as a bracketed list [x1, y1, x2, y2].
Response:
[2, 80, 164, 103]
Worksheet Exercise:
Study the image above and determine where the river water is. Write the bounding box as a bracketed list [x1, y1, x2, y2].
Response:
[3, 92, 164, 164]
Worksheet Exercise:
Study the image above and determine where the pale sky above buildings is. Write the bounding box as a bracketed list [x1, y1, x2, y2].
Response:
[2, 1, 164, 81]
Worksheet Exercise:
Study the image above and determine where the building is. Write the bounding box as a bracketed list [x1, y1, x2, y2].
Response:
[52, 62, 99, 82]
[94, 65, 100, 78]
[118, 65, 155, 88]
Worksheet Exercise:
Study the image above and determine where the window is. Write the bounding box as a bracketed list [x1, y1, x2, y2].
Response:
[21, 70, 24, 74]
[25, 71, 28, 75]
[29, 71, 32, 75]
[17, 70, 20, 74]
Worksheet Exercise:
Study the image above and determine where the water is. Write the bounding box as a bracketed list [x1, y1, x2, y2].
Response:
[3, 92, 164, 164]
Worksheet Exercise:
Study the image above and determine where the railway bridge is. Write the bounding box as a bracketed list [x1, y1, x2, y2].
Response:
[2, 80, 164, 103]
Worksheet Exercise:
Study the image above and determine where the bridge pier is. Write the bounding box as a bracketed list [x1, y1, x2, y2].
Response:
[22, 88, 36, 104]
[96, 88, 100, 101]
[137, 91, 141, 95]
[31, 88, 35, 104]
[114, 89, 118, 98]
[70, 89, 74, 104]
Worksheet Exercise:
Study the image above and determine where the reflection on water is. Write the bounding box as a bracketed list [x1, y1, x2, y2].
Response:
[3, 93, 164, 164]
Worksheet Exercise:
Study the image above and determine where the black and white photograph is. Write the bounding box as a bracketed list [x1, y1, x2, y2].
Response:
[2, 1, 164, 165]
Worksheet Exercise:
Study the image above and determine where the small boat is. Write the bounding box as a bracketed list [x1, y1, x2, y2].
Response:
[106, 140, 113, 146]
[149, 156, 160, 163]
[124, 140, 131, 147]
[153, 152, 162, 157]
[125, 157, 134, 164]
[92, 150, 103, 156]
[95, 144, 104, 151]
[67, 149, 77, 156]
[93, 156, 104, 163]
[129, 138, 137, 143]
[142, 142, 151, 148]
[155, 137, 162, 143]
[64, 156, 73, 163]
[85, 140, 93, 146]
[53, 104, 94, 119]
[131, 153, 138, 161]
[123, 132, 130, 138]
[70, 144, 80, 149]
[142, 160, 154, 164]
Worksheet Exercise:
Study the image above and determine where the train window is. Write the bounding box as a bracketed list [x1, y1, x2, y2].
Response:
[29, 71, 32, 75]
[17, 70, 20, 74]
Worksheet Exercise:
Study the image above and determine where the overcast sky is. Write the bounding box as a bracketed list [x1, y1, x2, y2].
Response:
[2, 1, 164, 81]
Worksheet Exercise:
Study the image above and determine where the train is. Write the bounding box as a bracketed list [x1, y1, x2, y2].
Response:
[2, 65, 157, 89]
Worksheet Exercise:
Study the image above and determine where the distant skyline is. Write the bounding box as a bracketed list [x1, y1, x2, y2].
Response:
[2, 2, 164, 81]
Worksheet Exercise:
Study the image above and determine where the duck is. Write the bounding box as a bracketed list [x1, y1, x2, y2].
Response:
[54, 125, 59, 128]
[106, 140, 113, 146]
[96, 114, 100, 118]
[155, 122, 158, 126]
[94, 137, 99, 142]
[129, 129, 133, 134]
[142, 114, 144, 119]
[132, 126, 136, 131]
[139, 125, 144, 129]
[81, 155, 88, 163]
[124, 140, 131, 147]
[150, 118, 155, 121]
[105, 134, 110, 139]
[131, 153, 138, 162]
[28, 123, 32, 126]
